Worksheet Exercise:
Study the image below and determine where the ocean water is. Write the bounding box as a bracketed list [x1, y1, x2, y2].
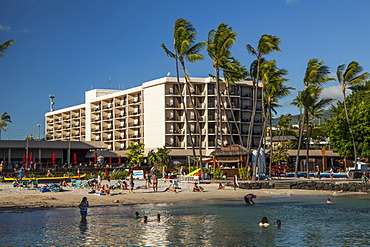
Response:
[1, 194, 370, 246]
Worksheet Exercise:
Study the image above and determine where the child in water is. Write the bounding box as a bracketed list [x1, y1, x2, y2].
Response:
[134, 212, 140, 219]
[141, 216, 148, 223]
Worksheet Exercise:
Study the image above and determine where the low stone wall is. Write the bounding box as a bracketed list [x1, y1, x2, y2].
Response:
[227, 181, 370, 192]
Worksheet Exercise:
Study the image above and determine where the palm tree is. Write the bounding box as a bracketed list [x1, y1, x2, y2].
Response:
[291, 59, 333, 177]
[0, 112, 11, 140]
[272, 144, 290, 167]
[336, 61, 369, 166]
[125, 142, 145, 166]
[266, 85, 293, 176]
[0, 26, 14, 57]
[256, 60, 292, 177]
[277, 114, 292, 137]
[161, 18, 206, 163]
[246, 35, 281, 179]
[148, 145, 171, 171]
[207, 23, 237, 148]
[305, 86, 333, 175]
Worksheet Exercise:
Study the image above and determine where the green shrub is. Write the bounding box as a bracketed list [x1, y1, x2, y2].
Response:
[238, 167, 247, 178]
[110, 170, 130, 180]
[213, 168, 225, 179]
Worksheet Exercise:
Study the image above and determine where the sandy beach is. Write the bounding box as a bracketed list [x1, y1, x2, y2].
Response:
[0, 178, 349, 213]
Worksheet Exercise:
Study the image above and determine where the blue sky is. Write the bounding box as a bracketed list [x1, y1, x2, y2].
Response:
[1, 0, 369, 140]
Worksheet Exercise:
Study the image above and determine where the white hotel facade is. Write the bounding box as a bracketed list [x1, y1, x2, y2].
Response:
[45, 77, 262, 157]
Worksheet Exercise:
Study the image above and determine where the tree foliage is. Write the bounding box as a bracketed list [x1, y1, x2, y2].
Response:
[327, 90, 370, 159]
[125, 142, 145, 165]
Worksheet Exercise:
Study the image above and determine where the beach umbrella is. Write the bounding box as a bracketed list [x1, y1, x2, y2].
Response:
[93, 152, 97, 163]
[109, 156, 112, 166]
[73, 153, 77, 164]
[29, 152, 33, 163]
[117, 155, 121, 166]
[22, 155, 26, 166]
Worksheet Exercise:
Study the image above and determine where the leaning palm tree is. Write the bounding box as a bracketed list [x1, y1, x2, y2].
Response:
[336, 61, 369, 167]
[161, 18, 206, 162]
[207, 23, 237, 148]
[246, 35, 281, 180]
[256, 60, 292, 177]
[0, 112, 11, 140]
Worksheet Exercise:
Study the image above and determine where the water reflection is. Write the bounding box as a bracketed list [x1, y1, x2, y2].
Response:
[79, 220, 88, 234]
[1, 195, 370, 246]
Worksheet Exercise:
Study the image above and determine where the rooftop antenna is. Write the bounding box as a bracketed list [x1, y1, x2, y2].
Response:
[49, 94, 55, 112]
[108, 76, 112, 89]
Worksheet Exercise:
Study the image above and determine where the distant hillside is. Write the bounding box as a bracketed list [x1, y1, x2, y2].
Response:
[272, 110, 332, 127]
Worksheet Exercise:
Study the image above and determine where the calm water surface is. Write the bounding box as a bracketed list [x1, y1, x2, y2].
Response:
[1, 195, 370, 246]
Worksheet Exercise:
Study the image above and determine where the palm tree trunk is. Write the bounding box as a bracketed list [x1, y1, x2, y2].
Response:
[253, 83, 267, 180]
[294, 111, 306, 177]
[305, 109, 310, 179]
[181, 63, 204, 178]
[268, 103, 273, 178]
[225, 85, 243, 144]
[343, 92, 357, 168]
[248, 58, 261, 180]
[215, 67, 223, 148]
[219, 92, 235, 145]
[174, 57, 196, 158]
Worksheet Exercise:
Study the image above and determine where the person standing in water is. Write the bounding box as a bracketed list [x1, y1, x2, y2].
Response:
[79, 197, 89, 221]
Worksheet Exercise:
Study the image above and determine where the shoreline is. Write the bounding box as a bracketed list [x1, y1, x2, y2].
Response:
[0, 179, 365, 214]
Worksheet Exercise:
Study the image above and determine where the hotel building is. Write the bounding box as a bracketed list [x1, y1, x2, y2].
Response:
[45, 77, 262, 157]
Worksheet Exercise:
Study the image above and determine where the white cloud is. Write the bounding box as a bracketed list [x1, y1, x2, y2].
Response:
[320, 85, 351, 102]
[0, 25, 11, 31]
[16, 29, 31, 34]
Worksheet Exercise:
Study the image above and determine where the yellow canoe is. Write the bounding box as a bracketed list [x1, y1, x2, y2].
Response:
[4, 174, 87, 182]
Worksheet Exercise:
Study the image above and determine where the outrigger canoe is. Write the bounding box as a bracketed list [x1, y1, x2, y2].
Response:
[3, 174, 87, 182]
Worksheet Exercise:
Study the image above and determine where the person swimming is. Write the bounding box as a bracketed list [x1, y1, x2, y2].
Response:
[134, 212, 140, 219]
[141, 216, 148, 223]
[327, 198, 332, 203]
[276, 220, 282, 227]
[259, 217, 270, 227]
[156, 214, 161, 222]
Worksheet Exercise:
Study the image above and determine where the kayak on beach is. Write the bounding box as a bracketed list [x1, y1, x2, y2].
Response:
[3, 174, 87, 182]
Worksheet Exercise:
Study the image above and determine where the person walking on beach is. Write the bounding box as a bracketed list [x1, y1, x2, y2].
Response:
[152, 173, 158, 192]
[232, 175, 238, 190]
[330, 168, 334, 179]
[129, 173, 134, 194]
[244, 193, 257, 205]
[97, 173, 102, 188]
[79, 197, 89, 221]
